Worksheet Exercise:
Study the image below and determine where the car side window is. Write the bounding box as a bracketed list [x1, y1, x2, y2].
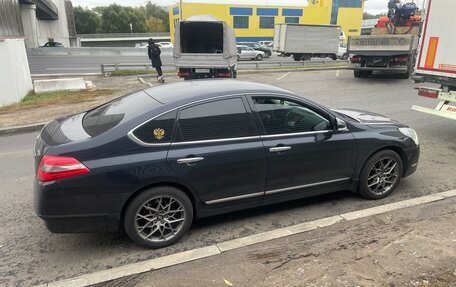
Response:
[177, 98, 256, 142]
[132, 110, 177, 144]
[252, 97, 331, 135]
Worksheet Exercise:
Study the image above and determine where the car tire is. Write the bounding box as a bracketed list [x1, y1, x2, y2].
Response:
[256, 54, 263, 61]
[124, 186, 193, 249]
[354, 70, 361, 78]
[358, 150, 403, 200]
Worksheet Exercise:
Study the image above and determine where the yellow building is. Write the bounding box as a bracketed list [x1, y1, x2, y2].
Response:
[169, 0, 365, 43]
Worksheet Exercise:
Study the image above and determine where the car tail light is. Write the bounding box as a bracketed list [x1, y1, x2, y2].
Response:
[178, 72, 191, 77]
[350, 56, 361, 63]
[37, 155, 89, 182]
[394, 56, 409, 63]
[417, 88, 439, 98]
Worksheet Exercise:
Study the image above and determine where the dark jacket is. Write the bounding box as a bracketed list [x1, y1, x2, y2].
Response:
[148, 44, 162, 68]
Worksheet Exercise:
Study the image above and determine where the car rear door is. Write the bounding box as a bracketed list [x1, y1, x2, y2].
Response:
[247, 95, 356, 196]
[167, 96, 267, 206]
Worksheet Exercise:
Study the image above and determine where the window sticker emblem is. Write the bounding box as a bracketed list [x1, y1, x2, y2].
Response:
[153, 128, 165, 140]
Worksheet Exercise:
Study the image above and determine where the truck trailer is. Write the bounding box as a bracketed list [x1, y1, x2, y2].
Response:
[273, 24, 341, 61]
[173, 15, 237, 80]
[411, 0, 456, 121]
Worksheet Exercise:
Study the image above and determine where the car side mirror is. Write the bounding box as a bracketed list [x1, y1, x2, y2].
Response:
[336, 118, 348, 132]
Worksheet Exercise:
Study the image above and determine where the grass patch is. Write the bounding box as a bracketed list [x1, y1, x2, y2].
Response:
[0, 89, 116, 113]
[109, 70, 154, 77]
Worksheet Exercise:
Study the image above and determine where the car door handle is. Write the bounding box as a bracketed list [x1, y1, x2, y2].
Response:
[177, 157, 205, 164]
[269, 146, 292, 153]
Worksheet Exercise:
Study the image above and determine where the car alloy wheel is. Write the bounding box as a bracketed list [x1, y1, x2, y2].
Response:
[366, 157, 399, 195]
[124, 187, 193, 248]
[256, 54, 263, 61]
[359, 150, 403, 199]
[135, 195, 186, 242]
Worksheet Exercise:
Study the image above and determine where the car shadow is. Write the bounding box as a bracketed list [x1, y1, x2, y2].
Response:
[365, 72, 411, 81]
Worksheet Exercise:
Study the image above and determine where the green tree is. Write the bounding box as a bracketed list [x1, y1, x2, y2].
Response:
[95, 4, 147, 33]
[73, 6, 101, 34]
[145, 1, 169, 32]
[146, 16, 166, 32]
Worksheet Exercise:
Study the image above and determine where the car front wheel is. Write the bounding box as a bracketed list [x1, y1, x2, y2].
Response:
[359, 150, 403, 199]
[256, 54, 263, 61]
[124, 186, 193, 249]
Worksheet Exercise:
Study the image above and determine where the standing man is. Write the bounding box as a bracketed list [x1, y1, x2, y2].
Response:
[148, 38, 164, 83]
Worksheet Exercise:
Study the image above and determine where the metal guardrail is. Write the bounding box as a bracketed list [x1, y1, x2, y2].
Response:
[79, 33, 170, 39]
[100, 59, 347, 74]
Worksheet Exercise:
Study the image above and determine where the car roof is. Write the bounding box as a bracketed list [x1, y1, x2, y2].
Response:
[143, 80, 294, 107]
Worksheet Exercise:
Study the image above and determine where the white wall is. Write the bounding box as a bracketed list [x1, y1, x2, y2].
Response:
[0, 39, 33, 107]
[36, 0, 70, 46]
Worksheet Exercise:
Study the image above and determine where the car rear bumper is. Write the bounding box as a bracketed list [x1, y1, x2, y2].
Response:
[33, 179, 120, 233]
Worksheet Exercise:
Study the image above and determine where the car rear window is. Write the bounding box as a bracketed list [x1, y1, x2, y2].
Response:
[83, 91, 161, 137]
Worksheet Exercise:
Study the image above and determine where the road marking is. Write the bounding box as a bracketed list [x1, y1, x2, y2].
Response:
[336, 70, 340, 77]
[35, 189, 456, 287]
[276, 72, 290, 80]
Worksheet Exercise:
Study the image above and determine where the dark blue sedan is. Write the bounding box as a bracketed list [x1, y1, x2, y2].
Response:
[34, 80, 419, 248]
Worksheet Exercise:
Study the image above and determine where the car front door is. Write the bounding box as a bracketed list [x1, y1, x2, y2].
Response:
[239, 47, 250, 59]
[167, 96, 267, 206]
[248, 95, 356, 196]
[246, 47, 256, 58]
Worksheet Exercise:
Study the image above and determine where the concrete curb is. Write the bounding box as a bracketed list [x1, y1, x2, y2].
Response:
[35, 189, 456, 287]
[0, 122, 46, 136]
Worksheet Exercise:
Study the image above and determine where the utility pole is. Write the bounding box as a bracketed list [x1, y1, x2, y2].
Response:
[180, 0, 183, 20]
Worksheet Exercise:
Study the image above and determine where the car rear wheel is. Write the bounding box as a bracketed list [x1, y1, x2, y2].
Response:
[124, 186, 193, 249]
[359, 150, 403, 199]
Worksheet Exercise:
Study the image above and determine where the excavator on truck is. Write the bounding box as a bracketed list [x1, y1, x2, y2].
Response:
[347, 1, 421, 78]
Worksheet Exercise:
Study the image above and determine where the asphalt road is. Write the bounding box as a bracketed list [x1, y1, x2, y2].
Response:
[27, 49, 341, 75]
[1, 70, 455, 286]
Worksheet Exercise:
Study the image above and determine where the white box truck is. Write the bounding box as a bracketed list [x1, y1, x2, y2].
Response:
[173, 15, 237, 80]
[411, 0, 456, 120]
[273, 24, 341, 61]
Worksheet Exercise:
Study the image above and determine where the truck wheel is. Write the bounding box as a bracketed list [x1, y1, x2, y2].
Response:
[342, 53, 349, 60]
[354, 70, 361, 78]
[255, 54, 263, 61]
[124, 186, 194, 249]
[331, 55, 337, 60]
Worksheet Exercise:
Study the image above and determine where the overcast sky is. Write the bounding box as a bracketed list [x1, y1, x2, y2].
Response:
[70, 0, 426, 14]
